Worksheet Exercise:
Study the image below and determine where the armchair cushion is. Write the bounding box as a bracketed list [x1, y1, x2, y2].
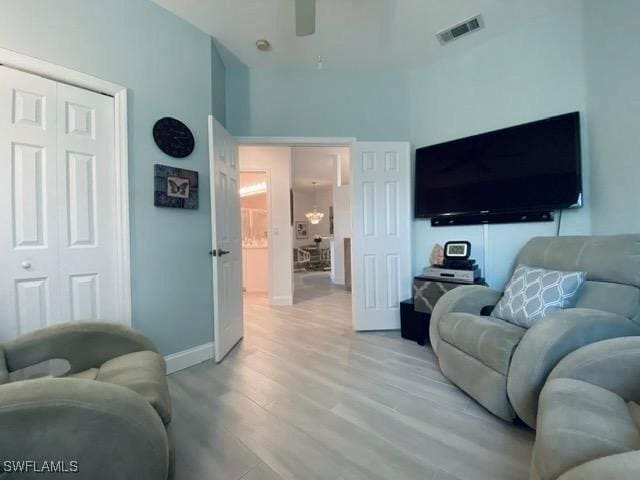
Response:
[575, 281, 640, 320]
[506, 308, 640, 428]
[3, 321, 158, 374]
[0, 346, 8, 385]
[429, 285, 503, 355]
[439, 313, 525, 375]
[97, 351, 172, 424]
[533, 378, 640, 480]
[492, 265, 586, 328]
[556, 451, 640, 480]
[68, 367, 99, 380]
[0, 378, 170, 480]
[547, 337, 640, 403]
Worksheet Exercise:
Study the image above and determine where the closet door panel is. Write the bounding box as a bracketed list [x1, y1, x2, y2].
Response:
[56, 83, 117, 323]
[0, 67, 61, 341]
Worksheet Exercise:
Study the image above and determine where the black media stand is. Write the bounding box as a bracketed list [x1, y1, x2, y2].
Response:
[400, 276, 488, 345]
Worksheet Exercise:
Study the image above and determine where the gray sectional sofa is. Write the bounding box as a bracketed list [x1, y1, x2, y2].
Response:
[430, 234, 640, 428]
[0, 322, 173, 480]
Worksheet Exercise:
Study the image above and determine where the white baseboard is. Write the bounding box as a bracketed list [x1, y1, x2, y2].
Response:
[164, 342, 214, 374]
[270, 295, 293, 306]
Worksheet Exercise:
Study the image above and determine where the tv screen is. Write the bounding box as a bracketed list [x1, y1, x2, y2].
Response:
[414, 112, 582, 218]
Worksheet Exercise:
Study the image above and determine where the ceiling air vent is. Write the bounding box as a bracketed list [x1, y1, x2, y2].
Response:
[437, 15, 484, 45]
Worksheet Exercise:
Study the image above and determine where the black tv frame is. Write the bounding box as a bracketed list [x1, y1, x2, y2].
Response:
[414, 112, 582, 226]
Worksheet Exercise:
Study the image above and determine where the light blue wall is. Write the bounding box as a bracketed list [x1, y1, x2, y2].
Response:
[221, 46, 251, 138]
[226, 67, 411, 141]
[227, 7, 592, 289]
[0, 0, 222, 355]
[5, 0, 629, 346]
[211, 38, 227, 127]
[583, 0, 640, 234]
[408, 7, 591, 289]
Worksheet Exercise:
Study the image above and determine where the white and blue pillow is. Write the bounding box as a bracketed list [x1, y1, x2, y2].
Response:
[493, 264, 587, 328]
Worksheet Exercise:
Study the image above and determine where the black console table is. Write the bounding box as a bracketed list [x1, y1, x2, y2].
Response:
[400, 276, 487, 345]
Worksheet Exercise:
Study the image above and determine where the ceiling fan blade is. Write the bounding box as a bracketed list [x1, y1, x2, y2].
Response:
[295, 0, 316, 36]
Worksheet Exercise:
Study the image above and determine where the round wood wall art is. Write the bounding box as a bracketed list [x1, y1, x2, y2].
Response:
[153, 117, 195, 158]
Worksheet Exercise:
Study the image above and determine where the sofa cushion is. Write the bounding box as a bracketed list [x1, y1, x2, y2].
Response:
[534, 378, 640, 480]
[493, 264, 587, 328]
[96, 351, 172, 424]
[438, 312, 525, 375]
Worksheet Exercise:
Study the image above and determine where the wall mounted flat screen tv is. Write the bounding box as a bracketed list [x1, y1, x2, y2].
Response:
[414, 112, 582, 219]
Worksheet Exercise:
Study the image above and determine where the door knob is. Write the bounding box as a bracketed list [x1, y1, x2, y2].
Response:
[21, 261, 32, 269]
[210, 249, 230, 257]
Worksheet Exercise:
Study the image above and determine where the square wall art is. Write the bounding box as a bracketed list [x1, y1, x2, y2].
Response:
[296, 221, 309, 239]
[154, 164, 199, 209]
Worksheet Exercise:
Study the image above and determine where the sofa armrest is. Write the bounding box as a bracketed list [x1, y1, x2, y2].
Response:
[557, 451, 640, 480]
[0, 378, 169, 480]
[507, 308, 640, 428]
[3, 322, 158, 374]
[429, 285, 502, 355]
[547, 336, 640, 402]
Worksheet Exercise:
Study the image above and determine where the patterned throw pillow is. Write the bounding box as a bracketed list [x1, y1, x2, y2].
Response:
[492, 265, 587, 328]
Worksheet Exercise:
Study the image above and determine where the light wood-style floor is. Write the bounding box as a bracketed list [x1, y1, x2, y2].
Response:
[169, 272, 534, 480]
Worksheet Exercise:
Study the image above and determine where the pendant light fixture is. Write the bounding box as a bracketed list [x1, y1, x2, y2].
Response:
[305, 182, 324, 225]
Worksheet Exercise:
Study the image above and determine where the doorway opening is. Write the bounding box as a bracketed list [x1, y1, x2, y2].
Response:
[237, 143, 352, 313]
[291, 146, 351, 303]
[240, 171, 269, 304]
[211, 130, 411, 363]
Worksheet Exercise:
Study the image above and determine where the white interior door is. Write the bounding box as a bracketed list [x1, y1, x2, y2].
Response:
[208, 115, 244, 362]
[0, 66, 121, 342]
[351, 142, 412, 331]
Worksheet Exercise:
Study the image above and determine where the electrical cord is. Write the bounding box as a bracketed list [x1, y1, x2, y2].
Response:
[556, 209, 563, 236]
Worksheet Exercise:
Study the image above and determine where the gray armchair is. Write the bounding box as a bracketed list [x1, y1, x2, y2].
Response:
[0, 322, 173, 480]
[430, 234, 640, 427]
[532, 337, 640, 479]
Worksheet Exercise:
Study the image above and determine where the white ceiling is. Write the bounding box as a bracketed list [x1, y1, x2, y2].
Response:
[292, 146, 350, 191]
[152, 0, 574, 70]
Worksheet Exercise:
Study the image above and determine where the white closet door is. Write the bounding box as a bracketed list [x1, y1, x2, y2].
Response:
[0, 66, 120, 342]
[0, 67, 61, 341]
[56, 82, 117, 323]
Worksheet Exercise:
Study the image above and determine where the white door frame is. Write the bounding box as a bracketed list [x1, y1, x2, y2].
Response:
[0, 47, 132, 326]
[237, 137, 357, 146]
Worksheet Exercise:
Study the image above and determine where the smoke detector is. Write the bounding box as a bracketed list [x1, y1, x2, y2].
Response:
[436, 15, 484, 45]
[256, 39, 271, 51]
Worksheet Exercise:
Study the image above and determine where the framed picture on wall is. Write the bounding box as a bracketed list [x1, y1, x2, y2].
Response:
[154, 164, 199, 209]
[295, 221, 309, 239]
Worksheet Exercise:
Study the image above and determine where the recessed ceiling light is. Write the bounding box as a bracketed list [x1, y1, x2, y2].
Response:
[256, 39, 271, 52]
